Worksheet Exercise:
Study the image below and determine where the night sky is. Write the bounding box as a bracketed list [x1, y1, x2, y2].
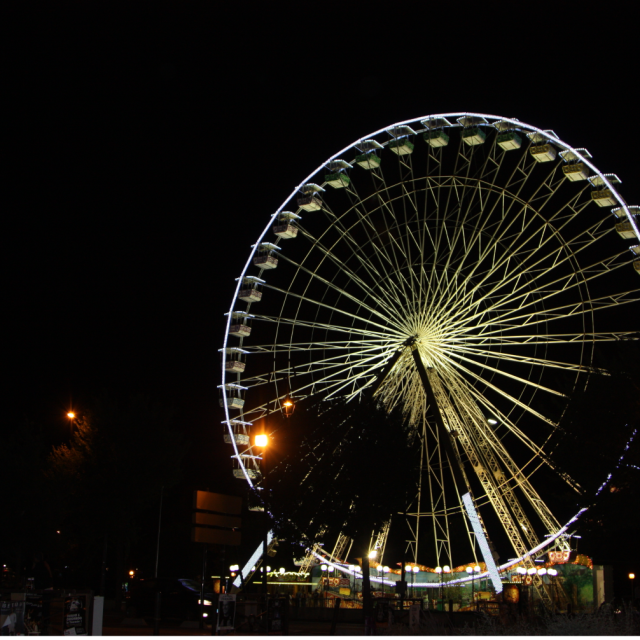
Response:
[6, 2, 640, 582]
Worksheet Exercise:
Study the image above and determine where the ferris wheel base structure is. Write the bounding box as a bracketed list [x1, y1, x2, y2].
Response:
[222, 113, 640, 601]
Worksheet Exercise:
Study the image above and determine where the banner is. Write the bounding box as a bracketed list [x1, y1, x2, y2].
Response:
[217, 594, 236, 632]
[63, 595, 88, 635]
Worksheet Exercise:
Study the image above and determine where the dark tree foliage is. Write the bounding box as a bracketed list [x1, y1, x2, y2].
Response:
[45, 392, 188, 594]
[264, 398, 420, 550]
[0, 421, 49, 582]
[547, 341, 640, 586]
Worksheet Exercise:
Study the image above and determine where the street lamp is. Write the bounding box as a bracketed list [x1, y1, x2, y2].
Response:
[412, 566, 419, 599]
[466, 567, 474, 608]
[435, 567, 443, 609]
[282, 397, 295, 418]
[66, 411, 76, 436]
[255, 434, 269, 605]
[377, 565, 384, 596]
[629, 573, 635, 603]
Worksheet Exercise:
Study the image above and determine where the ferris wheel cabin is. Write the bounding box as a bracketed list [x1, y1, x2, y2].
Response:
[273, 211, 300, 239]
[238, 275, 264, 303]
[253, 242, 280, 270]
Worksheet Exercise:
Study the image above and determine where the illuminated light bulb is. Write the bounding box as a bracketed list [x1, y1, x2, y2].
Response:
[435, 567, 443, 574]
[466, 567, 473, 574]
[527, 567, 537, 575]
[443, 565, 451, 573]
[255, 434, 268, 447]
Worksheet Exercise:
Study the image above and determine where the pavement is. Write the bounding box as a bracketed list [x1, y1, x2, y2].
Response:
[101, 612, 365, 636]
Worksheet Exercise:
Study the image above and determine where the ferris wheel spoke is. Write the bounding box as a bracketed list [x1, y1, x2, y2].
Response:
[446, 374, 566, 534]
[458, 330, 639, 346]
[443, 368, 578, 490]
[250, 314, 400, 341]
[376, 158, 429, 316]
[261, 283, 406, 335]
[275, 250, 403, 328]
[244, 338, 399, 354]
[312, 203, 410, 311]
[440, 185, 593, 320]
[292, 218, 406, 316]
[463, 288, 640, 337]
[440, 355, 557, 426]
[441, 349, 567, 398]
[340, 184, 415, 305]
[446, 344, 602, 374]
[445, 218, 616, 328]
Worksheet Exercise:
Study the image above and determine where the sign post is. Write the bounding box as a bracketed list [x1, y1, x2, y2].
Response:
[192, 491, 242, 632]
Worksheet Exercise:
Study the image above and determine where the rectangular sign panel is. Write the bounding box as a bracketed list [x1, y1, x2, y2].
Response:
[193, 491, 241, 515]
[191, 527, 241, 546]
[192, 512, 241, 529]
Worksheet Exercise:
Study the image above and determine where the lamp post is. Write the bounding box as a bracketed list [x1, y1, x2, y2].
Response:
[255, 434, 269, 606]
[435, 567, 443, 610]
[328, 565, 334, 600]
[282, 397, 295, 418]
[473, 566, 480, 609]
[377, 565, 384, 597]
[466, 567, 474, 608]
[66, 411, 75, 436]
[629, 573, 635, 603]
[443, 566, 450, 611]
[320, 564, 327, 600]
[412, 566, 419, 599]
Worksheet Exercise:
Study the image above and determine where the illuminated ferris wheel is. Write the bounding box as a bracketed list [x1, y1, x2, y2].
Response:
[220, 113, 640, 601]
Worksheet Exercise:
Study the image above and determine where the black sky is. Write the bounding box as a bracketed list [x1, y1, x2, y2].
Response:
[5, 1, 640, 572]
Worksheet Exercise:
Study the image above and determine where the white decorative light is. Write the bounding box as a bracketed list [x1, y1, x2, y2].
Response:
[527, 567, 537, 575]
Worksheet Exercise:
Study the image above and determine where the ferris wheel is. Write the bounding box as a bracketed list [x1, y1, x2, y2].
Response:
[220, 113, 640, 598]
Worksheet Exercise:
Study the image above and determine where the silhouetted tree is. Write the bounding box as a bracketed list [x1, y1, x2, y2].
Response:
[265, 398, 420, 551]
[46, 392, 188, 600]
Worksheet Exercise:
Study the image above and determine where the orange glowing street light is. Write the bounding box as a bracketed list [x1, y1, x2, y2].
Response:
[282, 397, 295, 418]
[255, 434, 268, 447]
[67, 412, 75, 419]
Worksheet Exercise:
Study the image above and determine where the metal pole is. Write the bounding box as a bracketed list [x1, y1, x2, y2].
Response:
[155, 486, 164, 579]
[362, 556, 372, 635]
[261, 444, 268, 621]
[199, 547, 207, 630]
